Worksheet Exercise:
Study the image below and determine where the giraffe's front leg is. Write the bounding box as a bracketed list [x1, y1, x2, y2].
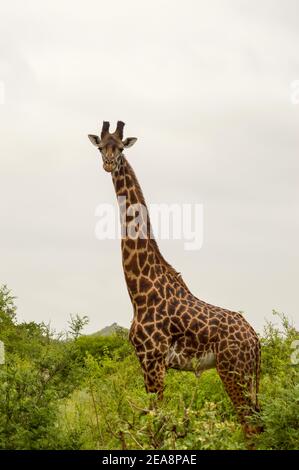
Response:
[140, 355, 166, 401]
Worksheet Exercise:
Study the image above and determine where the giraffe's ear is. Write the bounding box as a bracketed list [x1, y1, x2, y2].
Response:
[123, 137, 137, 148]
[88, 134, 101, 147]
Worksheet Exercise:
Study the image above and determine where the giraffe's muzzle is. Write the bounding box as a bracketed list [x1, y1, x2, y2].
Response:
[103, 159, 117, 172]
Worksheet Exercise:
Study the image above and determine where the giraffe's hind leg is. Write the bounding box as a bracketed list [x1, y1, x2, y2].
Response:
[216, 345, 260, 437]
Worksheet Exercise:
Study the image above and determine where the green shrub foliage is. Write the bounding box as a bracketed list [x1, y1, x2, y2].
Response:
[0, 286, 298, 449]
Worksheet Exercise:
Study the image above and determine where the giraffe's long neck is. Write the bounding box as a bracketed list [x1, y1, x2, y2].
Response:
[112, 156, 178, 301]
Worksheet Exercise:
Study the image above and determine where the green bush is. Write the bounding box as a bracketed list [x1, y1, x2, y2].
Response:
[253, 311, 299, 450]
[0, 286, 84, 449]
[74, 332, 133, 364]
[1, 285, 298, 450]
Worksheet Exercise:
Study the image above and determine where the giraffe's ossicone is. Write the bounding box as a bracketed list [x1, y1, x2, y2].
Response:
[89, 121, 262, 437]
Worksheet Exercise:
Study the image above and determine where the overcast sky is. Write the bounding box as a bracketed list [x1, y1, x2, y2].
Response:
[0, 0, 298, 335]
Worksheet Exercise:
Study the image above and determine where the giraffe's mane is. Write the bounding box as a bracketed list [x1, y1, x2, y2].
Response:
[123, 156, 192, 294]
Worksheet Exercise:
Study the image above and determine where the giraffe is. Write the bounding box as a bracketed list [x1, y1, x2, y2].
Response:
[88, 121, 262, 436]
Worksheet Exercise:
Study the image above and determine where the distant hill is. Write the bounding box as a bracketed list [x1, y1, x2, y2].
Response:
[91, 322, 128, 337]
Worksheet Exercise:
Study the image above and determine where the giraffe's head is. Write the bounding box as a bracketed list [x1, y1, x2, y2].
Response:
[88, 121, 137, 172]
